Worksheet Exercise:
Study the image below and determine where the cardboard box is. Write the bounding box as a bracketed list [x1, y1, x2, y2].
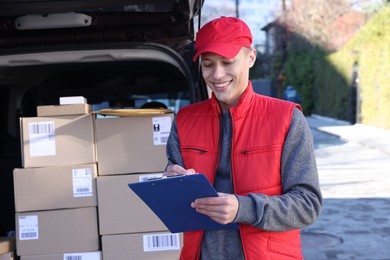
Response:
[15, 207, 99, 256]
[97, 173, 168, 235]
[95, 113, 173, 175]
[0, 252, 14, 260]
[0, 237, 15, 255]
[37, 104, 91, 117]
[20, 251, 101, 260]
[20, 115, 95, 168]
[102, 232, 182, 260]
[14, 164, 97, 212]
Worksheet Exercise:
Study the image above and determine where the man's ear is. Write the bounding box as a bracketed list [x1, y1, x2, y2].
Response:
[248, 48, 257, 68]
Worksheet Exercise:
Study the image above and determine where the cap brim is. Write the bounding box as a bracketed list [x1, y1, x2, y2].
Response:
[193, 42, 242, 62]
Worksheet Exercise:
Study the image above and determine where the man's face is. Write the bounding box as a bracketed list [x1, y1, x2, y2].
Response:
[200, 47, 256, 110]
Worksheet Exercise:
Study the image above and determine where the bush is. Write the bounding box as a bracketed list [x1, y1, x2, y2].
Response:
[283, 49, 325, 115]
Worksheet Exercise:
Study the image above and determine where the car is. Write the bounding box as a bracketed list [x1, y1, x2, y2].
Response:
[0, 0, 207, 238]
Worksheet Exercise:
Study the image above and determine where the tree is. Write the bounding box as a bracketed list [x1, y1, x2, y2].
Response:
[282, 0, 365, 51]
[270, 0, 369, 114]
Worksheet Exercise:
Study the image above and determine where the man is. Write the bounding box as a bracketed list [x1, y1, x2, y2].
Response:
[164, 16, 322, 260]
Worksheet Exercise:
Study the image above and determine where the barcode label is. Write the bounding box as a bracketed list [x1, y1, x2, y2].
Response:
[76, 188, 90, 192]
[72, 168, 93, 197]
[143, 233, 180, 252]
[21, 232, 37, 238]
[28, 121, 56, 157]
[63, 252, 101, 260]
[160, 136, 169, 144]
[65, 256, 82, 260]
[18, 215, 39, 240]
[139, 173, 163, 182]
[29, 121, 55, 135]
[152, 116, 172, 145]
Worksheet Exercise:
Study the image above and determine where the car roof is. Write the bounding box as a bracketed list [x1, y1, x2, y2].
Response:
[0, 0, 202, 48]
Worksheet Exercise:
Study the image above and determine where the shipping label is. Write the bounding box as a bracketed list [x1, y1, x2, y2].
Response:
[72, 168, 93, 197]
[28, 121, 56, 157]
[152, 116, 172, 145]
[18, 215, 39, 240]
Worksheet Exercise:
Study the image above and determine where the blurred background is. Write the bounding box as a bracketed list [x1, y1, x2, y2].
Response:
[198, 0, 389, 129]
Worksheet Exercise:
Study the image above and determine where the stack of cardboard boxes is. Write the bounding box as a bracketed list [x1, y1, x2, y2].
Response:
[13, 98, 183, 259]
[14, 101, 101, 259]
[95, 110, 183, 259]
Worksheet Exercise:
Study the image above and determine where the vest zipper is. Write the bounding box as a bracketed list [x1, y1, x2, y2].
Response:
[214, 109, 222, 184]
[212, 103, 222, 184]
[228, 110, 234, 193]
[229, 110, 246, 260]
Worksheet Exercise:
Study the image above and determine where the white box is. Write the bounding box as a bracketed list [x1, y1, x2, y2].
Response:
[59, 96, 87, 105]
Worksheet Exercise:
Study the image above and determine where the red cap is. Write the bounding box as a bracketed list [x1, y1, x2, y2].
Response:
[193, 16, 253, 62]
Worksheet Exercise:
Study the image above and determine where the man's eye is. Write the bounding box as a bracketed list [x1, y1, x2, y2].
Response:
[202, 63, 213, 68]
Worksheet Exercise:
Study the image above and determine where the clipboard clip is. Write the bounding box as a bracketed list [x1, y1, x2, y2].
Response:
[146, 174, 185, 181]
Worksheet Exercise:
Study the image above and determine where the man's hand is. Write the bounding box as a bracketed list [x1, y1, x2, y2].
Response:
[191, 193, 239, 225]
[163, 164, 196, 176]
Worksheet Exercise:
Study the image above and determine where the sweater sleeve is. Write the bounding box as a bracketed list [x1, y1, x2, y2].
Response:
[233, 108, 323, 231]
[165, 119, 185, 169]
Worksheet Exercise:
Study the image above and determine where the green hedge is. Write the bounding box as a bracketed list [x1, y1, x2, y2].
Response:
[350, 5, 390, 129]
[284, 49, 325, 115]
[313, 50, 354, 121]
[284, 5, 390, 129]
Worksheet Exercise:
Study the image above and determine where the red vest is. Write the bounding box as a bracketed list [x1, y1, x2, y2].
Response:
[176, 83, 303, 260]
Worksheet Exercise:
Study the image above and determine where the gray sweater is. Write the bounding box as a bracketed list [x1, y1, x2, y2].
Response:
[166, 108, 322, 260]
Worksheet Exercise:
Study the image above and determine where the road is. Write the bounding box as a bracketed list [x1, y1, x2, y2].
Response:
[301, 128, 390, 260]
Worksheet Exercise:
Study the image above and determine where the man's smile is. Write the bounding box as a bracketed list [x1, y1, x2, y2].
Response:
[213, 81, 232, 88]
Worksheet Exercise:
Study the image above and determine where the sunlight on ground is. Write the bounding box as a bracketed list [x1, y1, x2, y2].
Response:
[315, 141, 390, 199]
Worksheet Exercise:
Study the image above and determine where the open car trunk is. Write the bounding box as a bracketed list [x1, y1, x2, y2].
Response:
[0, 0, 207, 238]
[0, 41, 205, 238]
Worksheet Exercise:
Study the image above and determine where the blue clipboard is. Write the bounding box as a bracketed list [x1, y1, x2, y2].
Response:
[128, 174, 239, 233]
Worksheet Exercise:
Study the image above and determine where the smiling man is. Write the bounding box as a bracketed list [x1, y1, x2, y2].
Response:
[164, 17, 322, 260]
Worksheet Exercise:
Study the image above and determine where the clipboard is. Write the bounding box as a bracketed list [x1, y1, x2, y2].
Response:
[128, 174, 239, 233]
